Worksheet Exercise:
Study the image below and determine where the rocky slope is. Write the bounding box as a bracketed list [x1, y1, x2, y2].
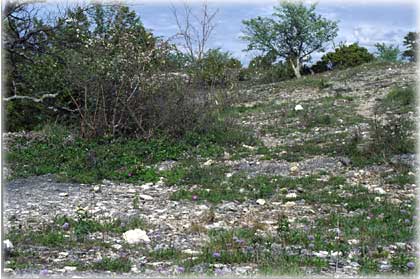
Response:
[3, 62, 417, 277]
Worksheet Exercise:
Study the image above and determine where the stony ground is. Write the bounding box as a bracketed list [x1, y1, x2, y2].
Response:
[3, 62, 418, 277]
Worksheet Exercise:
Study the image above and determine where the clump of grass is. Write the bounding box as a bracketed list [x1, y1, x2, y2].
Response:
[378, 85, 416, 114]
[91, 257, 132, 272]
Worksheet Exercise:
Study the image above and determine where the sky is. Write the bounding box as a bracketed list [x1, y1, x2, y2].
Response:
[129, 1, 417, 66]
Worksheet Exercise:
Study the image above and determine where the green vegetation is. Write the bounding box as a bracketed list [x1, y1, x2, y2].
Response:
[6, 119, 256, 183]
[242, 1, 338, 78]
[377, 85, 416, 113]
[3, 1, 417, 276]
[375, 43, 401, 62]
[92, 257, 132, 273]
[402, 31, 418, 62]
[311, 43, 375, 73]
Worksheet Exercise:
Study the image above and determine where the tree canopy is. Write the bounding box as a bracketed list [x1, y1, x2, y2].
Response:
[241, 0, 338, 78]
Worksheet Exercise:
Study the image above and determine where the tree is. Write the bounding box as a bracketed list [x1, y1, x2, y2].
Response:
[171, 2, 218, 62]
[311, 43, 374, 73]
[374, 43, 400, 62]
[241, 0, 338, 78]
[402, 32, 418, 62]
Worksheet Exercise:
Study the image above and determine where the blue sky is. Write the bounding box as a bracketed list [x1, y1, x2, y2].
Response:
[131, 1, 417, 66]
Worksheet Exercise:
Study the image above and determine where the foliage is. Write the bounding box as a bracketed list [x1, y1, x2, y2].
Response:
[374, 43, 400, 62]
[193, 48, 242, 86]
[311, 43, 374, 73]
[241, 0, 338, 78]
[243, 53, 294, 83]
[3, 3, 226, 139]
[402, 32, 418, 62]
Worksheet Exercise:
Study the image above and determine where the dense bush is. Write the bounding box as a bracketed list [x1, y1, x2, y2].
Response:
[311, 43, 374, 73]
[4, 3, 227, 138]
[402, 32, 418, 62]
[192, 48, 242, 87]
[242, 53, 294, 83]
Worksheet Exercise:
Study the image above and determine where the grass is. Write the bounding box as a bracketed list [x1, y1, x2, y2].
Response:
[6, 119, 257, 184]
[91, 257, 132, 273]
[377, 85, 416, 114]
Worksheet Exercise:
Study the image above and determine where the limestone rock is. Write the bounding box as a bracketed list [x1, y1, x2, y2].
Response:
[123, 229, 150, 244]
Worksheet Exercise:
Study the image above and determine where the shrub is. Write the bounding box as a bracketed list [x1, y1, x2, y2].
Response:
[374, 43, 400, 62]
[243, 53, 294, 83]
[378, 86, 416, 113]
[192, 48, 242, 87]
[311, 43, 374, 73]
[4, 4, 225, 139]
[402, 32, 418, 62]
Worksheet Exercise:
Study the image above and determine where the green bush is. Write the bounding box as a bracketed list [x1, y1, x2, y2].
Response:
[243, 53, 294, 83]
[192, 48, 242, 87]
[378, 86, 416, 113]
[402, 32, 418, 62]
[311, 43, 374, 73]
[374, 43, 400, 62]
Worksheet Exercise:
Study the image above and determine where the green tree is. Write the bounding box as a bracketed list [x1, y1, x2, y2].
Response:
[374, 43, 400, 62]
[241, 0, 338, 78]
[311, 43, 374, 73]
[402, 32, 418, 62]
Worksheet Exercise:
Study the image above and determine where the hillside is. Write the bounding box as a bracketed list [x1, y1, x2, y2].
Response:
[3, 62, 417, 276]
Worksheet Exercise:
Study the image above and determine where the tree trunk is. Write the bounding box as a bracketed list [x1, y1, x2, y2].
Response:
[290, 58, 301, 79]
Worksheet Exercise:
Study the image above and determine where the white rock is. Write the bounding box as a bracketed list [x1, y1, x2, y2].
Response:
[294, 104, 304, 111]
[203, 159, 214, 166]
[314, 251, 329, 258]
[226, 173, 233, 178]
[3, 239, 13, 250]
[395, 242, 406, 249]
[330, 251, 343, 257]
[93, 185, 101, 193]
[59, 192, 69, 197]
[58, 252, 69, 258]
[205, 221, 227, 229]
[242, 144, 256, 150]
[289, 165, 299, 173]
[373, 187, 386, 195]
[348, 239, 360, 245]
[139, 194, 154, 201]
[131, 265, 140, 273]
[374, 196, 382, 202]
[284, 201, 296, 207]
[64, 266, 77, 272]
[182, 249, 200, 255]
[123, 229, 150, 244]
[112, 244, 122, 250]
[256, 199, 266, 205]
[140, 182, 154, 190]
[285, 193, 297, 199]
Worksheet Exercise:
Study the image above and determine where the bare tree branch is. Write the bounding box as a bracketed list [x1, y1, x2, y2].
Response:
[171, 1, 218, 61]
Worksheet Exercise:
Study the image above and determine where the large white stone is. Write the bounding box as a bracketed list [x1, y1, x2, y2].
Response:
[139, 194, 154, 200]
[286, 193, 297, 199]
[294, 104, 304, 111]
[123, 229, 150, 244]
[314, 251, 329, 258]
[3, 239, 13, 250]
[256, 199, 266, 205]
